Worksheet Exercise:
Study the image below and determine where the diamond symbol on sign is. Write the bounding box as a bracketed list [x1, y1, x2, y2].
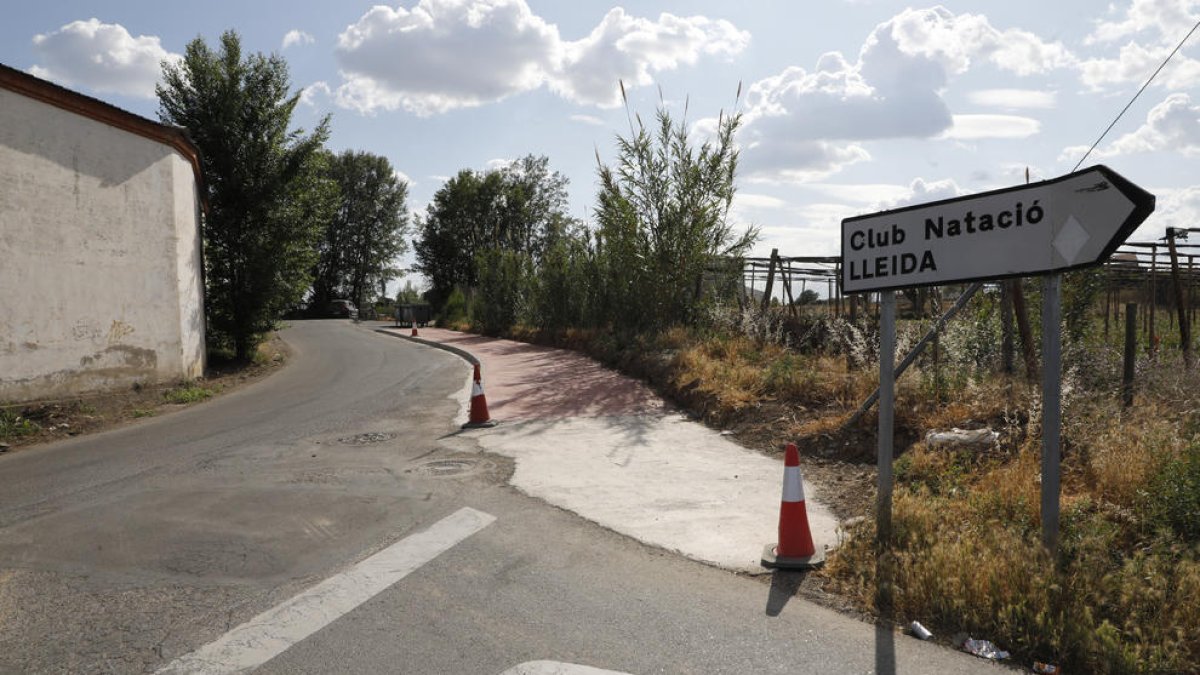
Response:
[1053, 215, 1089, 264]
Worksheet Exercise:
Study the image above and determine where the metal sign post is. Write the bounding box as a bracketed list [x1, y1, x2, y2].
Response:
[1041, 274, 1062, 554]
[877, 291, 896, 545]
[841, 165, 1154, 556]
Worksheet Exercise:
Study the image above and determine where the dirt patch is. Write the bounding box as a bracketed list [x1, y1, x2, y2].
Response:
[597, 345, 886, 521]
[723, 403, 881, 521]
[0, 334, 290, 455]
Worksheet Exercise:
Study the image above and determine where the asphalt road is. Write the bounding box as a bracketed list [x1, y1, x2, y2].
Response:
[0, 321, 994, 674]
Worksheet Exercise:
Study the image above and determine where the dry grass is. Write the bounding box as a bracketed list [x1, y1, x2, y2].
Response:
[826, 390, 1200, 673]
[662, 320, 1200, 672]
[460, 311, 1200, 672]
[669, 334, 857, 424]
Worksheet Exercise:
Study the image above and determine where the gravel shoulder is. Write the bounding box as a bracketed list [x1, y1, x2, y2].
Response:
[0, 333, 292, 455]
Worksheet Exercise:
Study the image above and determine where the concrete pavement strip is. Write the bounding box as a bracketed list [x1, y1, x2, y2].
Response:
[379, 327, 840, 575]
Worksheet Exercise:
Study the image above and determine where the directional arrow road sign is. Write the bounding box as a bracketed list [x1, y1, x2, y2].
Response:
[841, 165, 1155, 293]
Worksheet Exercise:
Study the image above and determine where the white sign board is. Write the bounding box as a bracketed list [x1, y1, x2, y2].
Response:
[841, 165, 1155, 293]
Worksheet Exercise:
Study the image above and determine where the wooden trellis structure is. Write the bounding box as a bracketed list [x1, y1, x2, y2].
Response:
[736, 249, 955, 321]
[740, 249, 841, 317]
[731, 228, 1200, 363]
[1101, 228, 1200, 364]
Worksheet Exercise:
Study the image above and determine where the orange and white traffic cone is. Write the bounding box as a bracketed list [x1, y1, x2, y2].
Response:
[761, 442, 825, 569]
[411, 325, 419, 337]
[462, 363, 497, 429]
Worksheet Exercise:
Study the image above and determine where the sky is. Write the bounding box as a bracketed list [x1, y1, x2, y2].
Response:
[4, 0, 1200, 294]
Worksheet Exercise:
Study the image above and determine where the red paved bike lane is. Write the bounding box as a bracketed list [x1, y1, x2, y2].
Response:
[395, 328, 670, 421]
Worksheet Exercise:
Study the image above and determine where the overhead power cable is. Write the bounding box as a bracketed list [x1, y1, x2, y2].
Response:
[1072, 16, 1200, 171]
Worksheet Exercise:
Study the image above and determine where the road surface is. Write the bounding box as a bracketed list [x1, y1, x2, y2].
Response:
[0, 320, 995, 674]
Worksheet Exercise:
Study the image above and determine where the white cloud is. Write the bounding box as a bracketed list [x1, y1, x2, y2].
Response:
[998, 163, 1049, 184]
[729, 192, 789, 230]
[742, 141, 872, 184]
[552, 8, 749, 107]
[744, 178, 971, 257]
[1087, 0, 1199, 44]
[1079, 41, 1200, 91]
[734, 193, 788, 210]
[1079, 0, 1200, 91]
[877, 7, 1073, 77]
[803, 182, 914, 205]
[29, 18, 180, 98]
[394, 169, 413, 186]
[485, 158, 513, 171]
[335, 0, 558, 115]
[753, 221, 844, 257]
[1130, 184, 1200, 240]
[879, 177, 964, 209]
[282, 29, 315, 50]
[735, 7, 1070, 183]
[299, 81, 331, 107]
[1060, 92, 1200, 160]
[967, 88, 1057, 109]
[332, 0, 750, 115]
[942, 114, 1041, 140]
[569, 113, 606, 126]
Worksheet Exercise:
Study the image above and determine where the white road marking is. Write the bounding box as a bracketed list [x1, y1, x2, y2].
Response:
[157, 507, 496, 674]
[499, 662, 633, 675]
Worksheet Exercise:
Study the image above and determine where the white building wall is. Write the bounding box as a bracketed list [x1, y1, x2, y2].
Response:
[172, 153, 206, 379]
[0, 88, 206, 401]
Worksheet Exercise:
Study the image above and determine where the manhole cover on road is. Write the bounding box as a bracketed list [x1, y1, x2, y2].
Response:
[337, 432, 396, 446]
[407, 458, 488, 477]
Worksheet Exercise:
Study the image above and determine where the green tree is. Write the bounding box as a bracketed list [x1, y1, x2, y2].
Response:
[413, 169, 496, 310]
[312, 150, 410, 310]
[594, 104, 757, 331]
[413, 155, 572, 312]
[533, 223, 599, 331]
[474, 248, 533, 335]
[157, 31, 333, 360]
[798, 289, 820, 305]
[395, 280, 423, 305]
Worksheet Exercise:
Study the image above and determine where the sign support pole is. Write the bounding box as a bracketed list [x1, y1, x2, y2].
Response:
[877, 291, 896, 545]
[1041, 274, 1063, 555]
[843, 282, 982, 430]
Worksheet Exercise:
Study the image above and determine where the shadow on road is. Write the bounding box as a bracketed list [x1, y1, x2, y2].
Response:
[762, 556, 896, 674]
[875, 512, 897, 675]
[764, 570, 805, 617]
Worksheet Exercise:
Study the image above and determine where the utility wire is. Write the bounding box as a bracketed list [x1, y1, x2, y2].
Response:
[1072, 17, 1200, 172]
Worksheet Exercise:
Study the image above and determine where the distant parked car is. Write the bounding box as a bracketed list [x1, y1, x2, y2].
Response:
[324, 299, 358, 319]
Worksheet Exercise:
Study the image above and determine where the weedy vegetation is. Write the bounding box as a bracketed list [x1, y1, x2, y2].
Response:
[162, 384, 215, 405]
[0, 410, 40, 440]
[411, 87, 1199, 671]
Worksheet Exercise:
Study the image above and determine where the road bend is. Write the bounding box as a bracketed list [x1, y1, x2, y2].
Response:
[0, 320, 994, 674]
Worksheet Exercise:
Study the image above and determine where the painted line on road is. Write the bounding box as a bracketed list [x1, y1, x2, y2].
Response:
[157, 507, 496, 674]
[499, 661, 633, 675]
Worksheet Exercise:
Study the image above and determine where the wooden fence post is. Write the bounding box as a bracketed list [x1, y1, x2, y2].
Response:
[1010, 280, 1038, 381]
[761, 248, 778, 313]
[1150, 245, 1158, 353]
[1167, 229, 1192, 367]
[1124, 302, 1137, 407]
[1001, 282, 1015, 374]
